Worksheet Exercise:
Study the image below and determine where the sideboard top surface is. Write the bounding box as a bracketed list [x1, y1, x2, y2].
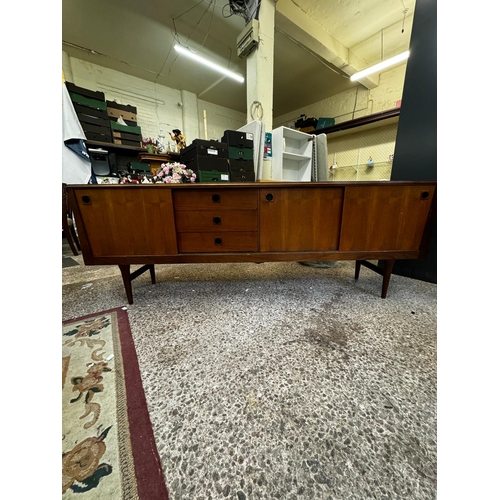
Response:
[67, 180, 437, 190]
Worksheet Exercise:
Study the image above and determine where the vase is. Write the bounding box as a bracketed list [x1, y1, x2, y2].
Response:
[146, 145, 155, 154]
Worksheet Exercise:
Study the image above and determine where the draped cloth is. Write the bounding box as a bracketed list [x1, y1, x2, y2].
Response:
[62, 83, 91, 184]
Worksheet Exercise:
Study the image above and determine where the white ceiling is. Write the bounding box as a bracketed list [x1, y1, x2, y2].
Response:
[62, 0, 415, 117]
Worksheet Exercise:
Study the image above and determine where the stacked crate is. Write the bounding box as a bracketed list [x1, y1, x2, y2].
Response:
[66, 82, 112, 143]
[180, 139, 230, 182]
[222, 130, 255, 182]
[106, 101, 143, 147]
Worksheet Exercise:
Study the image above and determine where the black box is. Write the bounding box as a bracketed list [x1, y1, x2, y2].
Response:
[185, 156, 229, 172]
[66, 82, 105, 101]
[77, 112, 110, 127]
[81, 121, 111, 136]
[222, 130, 253, 148]
[230, 171, 256, 182]
[181, 139, 228, 163]
[73, 103, 109, 120]
[228, 158, 255, 172]
[85, 131, 113, 143]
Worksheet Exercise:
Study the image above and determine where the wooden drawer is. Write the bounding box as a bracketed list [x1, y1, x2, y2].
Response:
[175, 210, 258, 232]
[177, 232, 258, 253]
[173, 189, 258, 211]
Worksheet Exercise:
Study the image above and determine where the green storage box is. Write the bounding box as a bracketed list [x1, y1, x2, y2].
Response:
[316, 117, 335, 130]
[110, 121, 142, 135]
[69, 92, 107, 111]
[197, 170, 230, 183]
[228, 146, 253, 160]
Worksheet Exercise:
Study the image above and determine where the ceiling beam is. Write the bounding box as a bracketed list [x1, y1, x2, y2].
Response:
[275, 0, 378, 89]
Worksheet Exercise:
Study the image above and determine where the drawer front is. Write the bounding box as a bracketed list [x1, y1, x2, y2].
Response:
[173, 189, 258, 210]
[175, 210, 258, 232]
[177, 232, 258, 253]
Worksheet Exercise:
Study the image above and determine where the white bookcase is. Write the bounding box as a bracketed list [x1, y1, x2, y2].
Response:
[271, 126, 313, 181]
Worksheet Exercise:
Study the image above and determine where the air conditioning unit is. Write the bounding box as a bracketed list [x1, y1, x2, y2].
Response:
[237, 19, 259, 58]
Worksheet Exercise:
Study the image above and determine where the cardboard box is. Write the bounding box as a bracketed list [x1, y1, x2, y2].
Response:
[113, 130, 144, 142]
[106, 101, 137, 114]
[107, 107, 137, 122]
[113, 137, 142, 147]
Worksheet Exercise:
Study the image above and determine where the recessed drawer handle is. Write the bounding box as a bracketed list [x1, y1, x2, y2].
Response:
[420, 191, 430, 200]
[212, 194, 221, 202]
[213, 216, 222, 225]
[214, 237, 222, 245]
[265, 193, 274, 202]
[82, 195, 92, 205]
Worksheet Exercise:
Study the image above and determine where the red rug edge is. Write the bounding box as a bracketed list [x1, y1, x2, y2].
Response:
[63, 307, 169, 499]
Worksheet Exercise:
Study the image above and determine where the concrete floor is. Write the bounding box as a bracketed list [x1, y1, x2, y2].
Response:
[62, 238, 437, 500]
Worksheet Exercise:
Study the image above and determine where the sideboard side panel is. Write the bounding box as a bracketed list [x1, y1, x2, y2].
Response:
[339, 184, 436, 251]
[71, 187, 178, 256]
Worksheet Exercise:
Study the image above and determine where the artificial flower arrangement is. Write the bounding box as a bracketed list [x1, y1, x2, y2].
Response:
[142, 137, 158, 147]
[142, 137, 160, 153]
[153, 162, 196, 183]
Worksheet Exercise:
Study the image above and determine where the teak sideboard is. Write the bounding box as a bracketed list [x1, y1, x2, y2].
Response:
[67, 181, 437, 304]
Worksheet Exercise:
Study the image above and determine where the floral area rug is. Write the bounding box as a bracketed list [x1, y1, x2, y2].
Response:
[62, 307, 168, 499]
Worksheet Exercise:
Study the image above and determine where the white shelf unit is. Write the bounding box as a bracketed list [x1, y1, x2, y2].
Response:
[271, 127, 313, 181]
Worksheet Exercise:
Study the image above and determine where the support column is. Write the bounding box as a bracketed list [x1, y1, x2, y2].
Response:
[62, 51, 74, 83]
[246, 0, 275, 133]
[180, 89, 199, 148]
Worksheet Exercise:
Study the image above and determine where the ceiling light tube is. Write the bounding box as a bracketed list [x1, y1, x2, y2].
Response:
[174, 44, 245, 83]
[350, 50, 410, 81]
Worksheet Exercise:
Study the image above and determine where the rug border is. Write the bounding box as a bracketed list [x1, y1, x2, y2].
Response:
[63, 307, 169, 499]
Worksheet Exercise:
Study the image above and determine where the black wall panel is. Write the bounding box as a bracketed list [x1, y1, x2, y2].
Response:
[389, 0, 437, 283]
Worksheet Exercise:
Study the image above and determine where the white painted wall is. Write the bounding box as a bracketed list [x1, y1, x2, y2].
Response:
[62, 52, 246, 147]
[62, 51, 405, 155]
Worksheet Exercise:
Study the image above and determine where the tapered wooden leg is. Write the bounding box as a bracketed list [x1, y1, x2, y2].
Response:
[354, 260, 361, 279]
[119, 265, 134, 304]
[381, 259, 396, 298]
[149, 264, 156, 284]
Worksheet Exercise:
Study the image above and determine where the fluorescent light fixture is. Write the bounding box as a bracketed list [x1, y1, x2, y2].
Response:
[350, 50, 410, 81]
[174, 44, 245, 83]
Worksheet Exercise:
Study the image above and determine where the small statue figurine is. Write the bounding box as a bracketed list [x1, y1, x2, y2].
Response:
[169, 129, 186, 152]
[157, 129, 166, 154]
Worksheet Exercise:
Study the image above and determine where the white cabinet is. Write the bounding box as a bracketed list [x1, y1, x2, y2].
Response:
[271, 127, 313, 181]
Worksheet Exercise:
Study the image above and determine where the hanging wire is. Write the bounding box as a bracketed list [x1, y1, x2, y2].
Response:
[401, 8, 409, 33]
[250, 101, 263, 120]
